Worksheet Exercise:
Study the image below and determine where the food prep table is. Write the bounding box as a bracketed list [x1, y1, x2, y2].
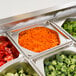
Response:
[0, 2, 76, 76]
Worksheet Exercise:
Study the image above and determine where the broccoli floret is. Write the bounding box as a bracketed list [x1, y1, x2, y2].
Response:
[74, 74, 76, 76]
[68, 73, 71, 76]
[57, 71, 61, 75]
[61, 54, 66, 59]
[61, 65, 67, 72]
[50, 72, 56, 76]
[62, 20, 76, 38]
[48, 65, 55, 71]
[64, 58, 70, 64]
[68, 65, 75, 72]
[57, 62, 63, 66]
[70, 59, 76, 64]
[51, 60, 57, 65]
[61, 74, 65, 76]
[5, 73, 15, 76]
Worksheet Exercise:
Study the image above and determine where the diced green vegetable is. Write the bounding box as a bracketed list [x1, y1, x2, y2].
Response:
[0, 62, 38, 76]
[44, 52, 76, 76]
[62, 20, 76, 38]
[5, 73, 14, 76]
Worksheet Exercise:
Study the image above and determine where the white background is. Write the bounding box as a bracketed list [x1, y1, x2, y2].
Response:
[0, 0, 76, 19]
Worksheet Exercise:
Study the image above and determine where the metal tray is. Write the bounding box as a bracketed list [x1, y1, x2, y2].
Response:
[0, 33, 24, 67]
[31, 41, 76, 76]
[0, 56, 42, 76]
[7, 21, 71, 58]
[0, 4, 75, 76]
[5, 6, 76, 58]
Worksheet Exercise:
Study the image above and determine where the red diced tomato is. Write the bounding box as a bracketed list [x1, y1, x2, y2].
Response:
[4, 55, 13, 62]
[11, 46, 19, 58]
[0, 60, 6, 66]
[5, 47, 11, 54]
[0, 36, 19, 67]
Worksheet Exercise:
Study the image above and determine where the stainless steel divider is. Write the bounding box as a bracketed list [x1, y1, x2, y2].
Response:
[31, 41, 73, 61]
[48, 21, 76, 42]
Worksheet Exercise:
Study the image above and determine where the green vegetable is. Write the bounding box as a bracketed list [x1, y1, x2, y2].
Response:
[62, 20, 76, 38]
[44, 52, 76, 76]
[5, 73, 14, 76]
[0, 62, 38, 76]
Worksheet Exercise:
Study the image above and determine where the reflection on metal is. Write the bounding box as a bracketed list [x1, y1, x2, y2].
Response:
[0, 2, 75, 33]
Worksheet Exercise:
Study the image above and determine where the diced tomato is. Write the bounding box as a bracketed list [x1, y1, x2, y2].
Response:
[0, 36, 19, 67]
[0, 36, 9, 42]
[5, 47, 12, 54]
[4, 55, 13, 62]
[0, 41, 8, 50]
[0, 60, 6, 66]
[0, 51, 5, 58]
[11, 46, 19, 58]
[2, 41, 9, 47]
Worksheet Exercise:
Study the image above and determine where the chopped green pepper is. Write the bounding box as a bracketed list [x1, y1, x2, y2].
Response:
[62, 19, 76, 38]
[44, 52, 76, 76]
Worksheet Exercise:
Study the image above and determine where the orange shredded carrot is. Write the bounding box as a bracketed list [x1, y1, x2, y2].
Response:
[18, 27, 60, 53]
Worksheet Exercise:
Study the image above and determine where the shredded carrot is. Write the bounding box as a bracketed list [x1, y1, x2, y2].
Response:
[18, 27, 60, 53]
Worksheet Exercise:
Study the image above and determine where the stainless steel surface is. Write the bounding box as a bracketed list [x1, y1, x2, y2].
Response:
[7, 6, 76, 32]
[0, 3, 76, 76]
[6, 32, 29, 58]
[9, 15, 54, 32]
[32, 41, 75, 76]
[9, 6, 76, 32]
[53, 7, 76, 20]
[0, 3, 75, 33]
[6, 32, 28, 59]
[0, 2, 75, 25]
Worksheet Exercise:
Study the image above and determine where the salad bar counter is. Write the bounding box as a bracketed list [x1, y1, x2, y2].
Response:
[0, 3, 76, 76]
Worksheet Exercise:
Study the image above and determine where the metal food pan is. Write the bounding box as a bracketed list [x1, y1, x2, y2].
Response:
[51, 16, 76, 42]
[32, 41, 74, 76]
[0, 4, 75, 76]
[61, 18, 76, 42]
[0, 33, 24, 67]
[0, 56, 42, 76]
[51, 6, 76, 27]
[7, 21, 71, 58]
